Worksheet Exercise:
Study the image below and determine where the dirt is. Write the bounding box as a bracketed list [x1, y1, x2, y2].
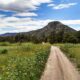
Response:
[40, 46, 80, 80]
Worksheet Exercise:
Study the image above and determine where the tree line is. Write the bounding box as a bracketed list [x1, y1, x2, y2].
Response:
[0, 31, 80, 44]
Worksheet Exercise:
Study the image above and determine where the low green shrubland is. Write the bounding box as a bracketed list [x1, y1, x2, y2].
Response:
[0, 42, 50, 80]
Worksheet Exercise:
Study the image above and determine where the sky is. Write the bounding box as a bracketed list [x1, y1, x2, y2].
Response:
[0, 0, 80, 34]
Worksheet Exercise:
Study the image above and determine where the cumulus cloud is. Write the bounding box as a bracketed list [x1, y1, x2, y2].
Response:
[48, 3, 77, 9]
[0, 0, 52, 12]
[60, 20, 80, 25]
[0, 15, 80, 34]
[0, 16, 52, 33]
[0, 0, 79, 34]
[14, 12, 38, 17]
[0, 0, 16, 4]
[0, 14, 6, 18]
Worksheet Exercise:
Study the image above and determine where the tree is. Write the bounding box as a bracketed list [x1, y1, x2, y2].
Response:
[76, 31, 80, 43]
[48, 31, 56, 44]
[56, 30, 64, 43]
[63, 33, 78, 43]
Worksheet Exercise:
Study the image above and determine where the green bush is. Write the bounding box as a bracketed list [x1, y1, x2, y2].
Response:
[34, 50, 50, 79]
[0, 49, 8, 54]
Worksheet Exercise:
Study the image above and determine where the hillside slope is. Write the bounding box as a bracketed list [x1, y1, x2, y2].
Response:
[0, 21, 76, 37]
[25, 21, 76, 37]
[0, 21, 77, 43]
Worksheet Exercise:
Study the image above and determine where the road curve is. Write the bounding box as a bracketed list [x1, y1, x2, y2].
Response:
[40, 46, 80, 80]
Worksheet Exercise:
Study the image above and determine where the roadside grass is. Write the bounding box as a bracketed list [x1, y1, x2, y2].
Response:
[0, 42, 51, 80]
[60, 44, 80, 71]
[0, 42, 10, 46]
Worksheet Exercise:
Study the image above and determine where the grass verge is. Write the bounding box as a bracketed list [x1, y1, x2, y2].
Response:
[0, 42, 51, 80]
[60, 44, 80, 71]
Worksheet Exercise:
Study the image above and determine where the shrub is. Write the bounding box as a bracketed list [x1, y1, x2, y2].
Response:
[0, 49, 8, 54]
[0, 43, 50, 80]
[33, 49, 50, 79]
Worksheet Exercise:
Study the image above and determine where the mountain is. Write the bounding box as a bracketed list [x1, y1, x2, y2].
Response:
[0, 33, 16, 37]
[24, 21, 76, 38]
[0, 21, 78, 43]
[0, 21, 76, 38]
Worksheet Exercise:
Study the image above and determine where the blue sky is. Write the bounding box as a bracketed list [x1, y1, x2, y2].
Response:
[0, 0, 80, 34]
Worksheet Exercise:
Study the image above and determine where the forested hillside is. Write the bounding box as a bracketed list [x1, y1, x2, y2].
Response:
[0, 21, 80, 43]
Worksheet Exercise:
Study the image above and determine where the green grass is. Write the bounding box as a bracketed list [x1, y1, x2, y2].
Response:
[0, 42, 51, 80]
[0, 42, 80, 79]
[60, 44, 80, 71]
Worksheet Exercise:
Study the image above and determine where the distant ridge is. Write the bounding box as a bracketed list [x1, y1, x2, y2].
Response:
[0, 33, 16, 37]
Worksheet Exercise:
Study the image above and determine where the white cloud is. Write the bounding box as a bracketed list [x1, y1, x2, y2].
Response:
[60, 20, 80, 25]
[0, 16, 80, 34]
[48, 3, 55, 7]
[48, 3, 77, 9]
[0, 0, 16, 4]
[0, 0, 79, 34]
[0, 16, 52, 33]
[14, 12, 38, 17]
[0, 0, 52, 12]
[0, 14, 6, 18]
[57, 20, 80, 30]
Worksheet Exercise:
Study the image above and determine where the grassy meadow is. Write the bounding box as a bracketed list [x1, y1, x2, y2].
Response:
[0, 42, 51, 80]
[0, 42, 80, 80]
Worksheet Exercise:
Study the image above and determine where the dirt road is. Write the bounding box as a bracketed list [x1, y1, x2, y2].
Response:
[40, 46, 80, 80]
